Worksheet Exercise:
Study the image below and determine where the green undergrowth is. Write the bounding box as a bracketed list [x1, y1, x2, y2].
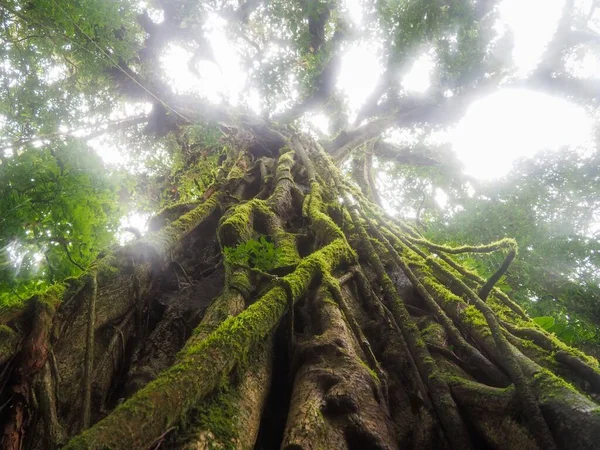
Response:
[224, 236, 281, 272]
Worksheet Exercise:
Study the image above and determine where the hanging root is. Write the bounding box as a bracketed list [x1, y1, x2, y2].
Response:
[63, 238, 354, 449]
[325, 274, 390, 401]
[16, 132, 600, 450]
[368, 221, 509, 386]
[181, 336, 275, 449]
[422, 252, 557, 449]
[342, 192, 472, 449]
[282, 287, 397, 450]
[34, 361, 67, 448]
[478, 247, 516, 301]
[406, 237, 518, 302]
[2, 295, 57, 450]
[82, 271, 98, 430]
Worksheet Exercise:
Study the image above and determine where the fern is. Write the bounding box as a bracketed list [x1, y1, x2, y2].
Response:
[223, 236, 280, 271]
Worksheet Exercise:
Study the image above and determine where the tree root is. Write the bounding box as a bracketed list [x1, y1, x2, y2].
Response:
[283, 288, 397, 450]
[82, 272, 98, 430]
[343, 192, 472, 449]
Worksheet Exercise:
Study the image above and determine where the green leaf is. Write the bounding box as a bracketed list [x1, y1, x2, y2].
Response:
[532, 316, 555, 330]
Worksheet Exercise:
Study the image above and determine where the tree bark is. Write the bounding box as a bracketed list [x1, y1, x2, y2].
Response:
[1, 124, 600, 450]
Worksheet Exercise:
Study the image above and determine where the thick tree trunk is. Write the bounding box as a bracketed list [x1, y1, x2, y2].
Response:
[1, 125, 600, 450]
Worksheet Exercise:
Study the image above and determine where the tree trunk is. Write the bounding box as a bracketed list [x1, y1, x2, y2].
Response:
[1, 125, 600, 450]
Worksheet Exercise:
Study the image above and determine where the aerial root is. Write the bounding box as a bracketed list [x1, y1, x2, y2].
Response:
[182, 336, 274, 449]
[34, 361, 67, 448]
[342, 190, 472, 449]
[370, 222, 509, 387]
[82, 271, 98, 430]
[426, 254, 556, 449]
[554, 351, 600, 392]
[326, 277, 389, 401]
[405, 236, 518, 302]
[282, 287, 397, 450]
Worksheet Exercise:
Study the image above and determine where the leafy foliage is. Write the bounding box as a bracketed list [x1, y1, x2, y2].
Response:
[0, 140, 122, 307]
[224, 236, 280, 272]
[427, 150, 600, 351]
[0, 0, 143, 145]
[532, 316, 582, 345]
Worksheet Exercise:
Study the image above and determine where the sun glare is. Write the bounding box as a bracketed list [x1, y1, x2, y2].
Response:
[104, 0, 597, 187]
[305, 113, 330, 135]
[342, 0, 364, 25]
[402, 52, 435, 93]
[452, 89, 593, 179]
[434, 188, 449, 209]
[118, 212, 151, 244]
[160, 14, 245, 105]
[337, 41, 383, 121]
[497, 0, 566, 75]
[565, 49, 600, 79]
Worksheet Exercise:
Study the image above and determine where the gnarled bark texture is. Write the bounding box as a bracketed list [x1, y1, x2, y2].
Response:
[1, 124, 600, 450]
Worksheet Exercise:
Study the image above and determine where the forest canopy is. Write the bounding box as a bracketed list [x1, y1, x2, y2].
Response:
[1, 1, 600, 449]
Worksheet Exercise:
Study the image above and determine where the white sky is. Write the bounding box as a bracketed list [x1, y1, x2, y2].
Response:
[452, 90, 593, 178]
[497, 0, 566, 76]
[117, 212, 151, 244]
[337, 40, 384, 122]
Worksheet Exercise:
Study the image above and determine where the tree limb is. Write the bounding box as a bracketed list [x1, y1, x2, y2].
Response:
[0, 115, 149, 154]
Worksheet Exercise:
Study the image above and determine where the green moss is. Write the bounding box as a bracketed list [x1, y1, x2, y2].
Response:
[507, 318, 600, 369]
[193, 387, 241, 448]
[271, 230, 301, 268]
[444, 374, 516, 397]
[544, 333, 599, 368]
[218, 199, 268, 247]
[221, 201, 301, 271]
[358, 358, 380, 382]
[227, 166, 244, 180]
[462, 305, 492, 337]
[533, 368, 581, 402]
[488, 295, 521, 324]
[1, 282, 66, 323]
[147, 193, 222, 257]
[277, 147, 295, 162]
[34, 283, 66, 312]
[0, 324, 14, 337]
[368, 236, 388, 256]
[303, 181, 346, 244]
[427, 257, 465, 281]
[420, 322, 445, 343]
[518, 338, 546, 352]
[63, 239, 354, 449]
[151, 201, 199, 225]
[421, 276, 462, 303]
[409, 236, 518, 255]
[228, 269, 253, 298]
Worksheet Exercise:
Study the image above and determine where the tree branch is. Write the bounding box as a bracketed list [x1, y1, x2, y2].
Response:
[0, 115, 149, 154]
[363, 140, 382, 207]
[372, 141, 440, 166]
